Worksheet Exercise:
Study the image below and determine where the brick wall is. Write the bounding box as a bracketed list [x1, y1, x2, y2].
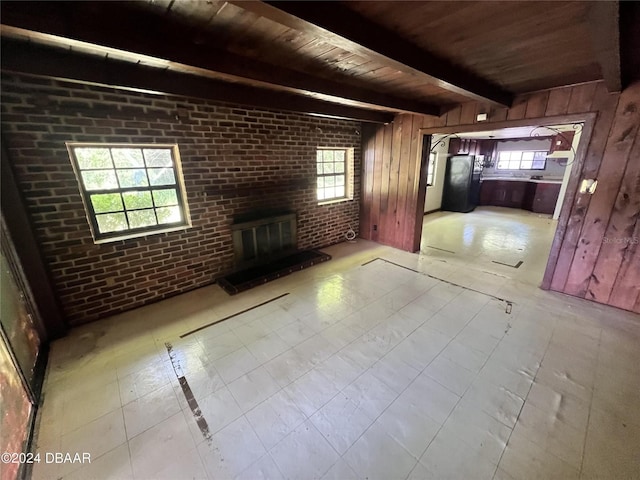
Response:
[1, 73, 361, 326]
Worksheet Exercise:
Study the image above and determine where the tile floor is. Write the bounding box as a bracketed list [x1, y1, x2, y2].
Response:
[31, 209, 639, 480]
[420, 206, 558, 286]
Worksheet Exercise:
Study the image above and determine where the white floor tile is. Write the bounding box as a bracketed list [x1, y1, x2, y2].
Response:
[198, 416, 266, 479]
[343, 422, 417, 480]
[270, 420, 339, 480]
[245, 390, 307, 450]
[228, 366, 281, 412]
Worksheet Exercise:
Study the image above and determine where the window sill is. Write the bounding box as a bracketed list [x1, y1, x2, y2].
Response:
[318, 197, 352, 206]
[93, 223, 191, 244]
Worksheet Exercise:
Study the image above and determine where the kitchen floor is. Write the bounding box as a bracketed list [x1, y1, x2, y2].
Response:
[420, 206, 558, 287]
[31, 234, 639, 479]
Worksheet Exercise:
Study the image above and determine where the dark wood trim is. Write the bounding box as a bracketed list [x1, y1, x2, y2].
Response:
[0, 40, 394, 124]
[587, 1, 622, 93]
[1, 142, 67, 340]
[235, 1, 513, 107]
[418, 112, 597, 290]
[0, 2, 440, 117]
[420, 113, 597, 136]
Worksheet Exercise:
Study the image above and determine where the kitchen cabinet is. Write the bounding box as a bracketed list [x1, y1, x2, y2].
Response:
[480, 179, 561, 214]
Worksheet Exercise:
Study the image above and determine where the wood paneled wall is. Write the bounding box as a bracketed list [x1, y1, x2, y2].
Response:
[360, 80, 640, 313]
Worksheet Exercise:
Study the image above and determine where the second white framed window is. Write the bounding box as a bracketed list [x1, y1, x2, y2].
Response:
[316, 147, 353, 203]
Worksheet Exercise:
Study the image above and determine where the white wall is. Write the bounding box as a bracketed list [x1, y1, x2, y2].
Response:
[424, 135, 449, 213]
[553, 128, 582, 219]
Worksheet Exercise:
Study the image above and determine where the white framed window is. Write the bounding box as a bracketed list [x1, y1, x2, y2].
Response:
[66, 143, 191, 243]
[497, 151, 547, 170]
[316, 147, 354, 203]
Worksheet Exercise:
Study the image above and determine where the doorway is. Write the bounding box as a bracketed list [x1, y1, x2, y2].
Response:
[418, 117, 592, 288]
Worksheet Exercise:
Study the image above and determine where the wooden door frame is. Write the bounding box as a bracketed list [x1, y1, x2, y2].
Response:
[416, 112, 597, 290]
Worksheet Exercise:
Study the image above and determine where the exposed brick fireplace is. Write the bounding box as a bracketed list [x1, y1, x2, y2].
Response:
[1, 73, 361, 325]
[231, 212, 297, 269]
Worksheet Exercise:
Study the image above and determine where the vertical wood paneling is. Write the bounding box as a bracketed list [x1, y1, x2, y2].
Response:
[382, 117, 403, 244]
[545, 88, 572, 116]
[567, 82, 598, 113]
[507, 95, 528, 120]
[360, 80, 640, 311]
[550, 84, 619, 292]
[525, 91, 550, 118]
[460, 102, 476, 124]
[446, 106, 461, 126]
[563, 84, 640, 297]
[403, 118, 423, 251]
[608, 220, 640, 311]
[395, 115, 414, 247]
[370, 124, 387, 242]
[490, 105, 508, 122]
[588, 128, 640, 305]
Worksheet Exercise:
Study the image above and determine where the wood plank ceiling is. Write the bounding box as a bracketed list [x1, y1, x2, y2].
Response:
[0, 1, 626, 123]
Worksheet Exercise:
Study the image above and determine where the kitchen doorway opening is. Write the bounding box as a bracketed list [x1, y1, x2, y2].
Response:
[417, 115, 594, 289]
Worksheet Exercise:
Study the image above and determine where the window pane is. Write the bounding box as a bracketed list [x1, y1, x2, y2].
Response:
[317, 189, 325, 200]
[322, 150, 333, 162]
[522, 152, 535, 160]
[317, 177, 324, 189]
[127, 209, 157, 228]
[324, 187, 335, 199]
[335, 175, 345, 186]
[520, 160, 533, 169]
[317, 151, 323, 162]
[509, 151, 522, 161]
[334, 150, 345, 162]
[143, 149, 173, 167]
[122, 191, 153, 210]
[75, 148, 112, 169]
[90, 193, 123, 213]
[334, 162, 344, 173]
[335, 185, 345, 197]
[532, 160, 546, 169]
[317, 163, 324, 174]
[112, 148, 144, 168]
[325, 176, 335, 187]
[533, 151, 547, 160]
[152, 189, 178, 207]
[156, 206, 182, 224]
[497, 160, 509, 170]
[499, 152, 511, 161]
[148, 168, 176, 186]
[96, 212, 128, 233]
[117, 169, 149, 188]
[508, 160, 520, 169]
[323, 162, 334, 174]
[81, 170, 118, 190]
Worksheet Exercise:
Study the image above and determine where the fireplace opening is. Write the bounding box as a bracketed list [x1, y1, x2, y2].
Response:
[231, 212, 297, 269]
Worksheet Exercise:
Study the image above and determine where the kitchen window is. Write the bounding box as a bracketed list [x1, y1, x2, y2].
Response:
[316, 147, 353, 203]
[497, 151, 547, 170]
[67, 143, 191, 243]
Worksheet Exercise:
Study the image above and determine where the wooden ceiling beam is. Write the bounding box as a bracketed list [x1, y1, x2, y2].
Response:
[233, 1, 513, 107]
[0, 1, 439, 116]
[0, 40, 394, 124]
[587, 1, 622, 93]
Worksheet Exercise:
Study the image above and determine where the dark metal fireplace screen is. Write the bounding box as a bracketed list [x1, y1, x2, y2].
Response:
[231, 213, 297, 268]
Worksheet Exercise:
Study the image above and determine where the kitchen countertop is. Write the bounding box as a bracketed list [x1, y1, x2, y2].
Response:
[480, 177, 563, 184]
